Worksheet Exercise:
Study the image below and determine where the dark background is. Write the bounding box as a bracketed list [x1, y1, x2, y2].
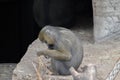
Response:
[0, 0, 40, 63]
[0, 0, 92, 63]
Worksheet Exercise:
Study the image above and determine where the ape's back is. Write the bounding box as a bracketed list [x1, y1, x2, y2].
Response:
[49, 26, 83, 75]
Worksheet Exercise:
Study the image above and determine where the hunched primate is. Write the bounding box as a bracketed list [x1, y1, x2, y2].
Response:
[37, 25, 83, 75]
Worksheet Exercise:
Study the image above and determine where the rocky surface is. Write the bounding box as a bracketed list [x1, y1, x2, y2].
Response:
[0, 64, 16, 80]
[93, 0, 120, 42]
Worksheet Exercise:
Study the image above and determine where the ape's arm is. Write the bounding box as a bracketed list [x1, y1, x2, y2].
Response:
[37, 49, 72, 61]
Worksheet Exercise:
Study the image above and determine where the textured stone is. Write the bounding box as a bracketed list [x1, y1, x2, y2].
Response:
[0, 64, 16, 80]
[12, 39, 49, 80]
[92, 0, 120, 42]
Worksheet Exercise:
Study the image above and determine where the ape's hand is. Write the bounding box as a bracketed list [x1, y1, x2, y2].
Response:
[37, 51, 45, 56]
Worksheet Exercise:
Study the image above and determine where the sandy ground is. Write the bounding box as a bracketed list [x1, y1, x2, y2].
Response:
[0, 17, 120, 80]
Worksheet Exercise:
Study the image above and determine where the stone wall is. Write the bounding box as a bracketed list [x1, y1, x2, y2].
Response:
[92, 0, 120, 42]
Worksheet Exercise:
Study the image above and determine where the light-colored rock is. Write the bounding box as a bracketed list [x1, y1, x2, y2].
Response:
[0, 63, 16, 80]
[12, 39, 49, 80]
[92, 0, 120, 42]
